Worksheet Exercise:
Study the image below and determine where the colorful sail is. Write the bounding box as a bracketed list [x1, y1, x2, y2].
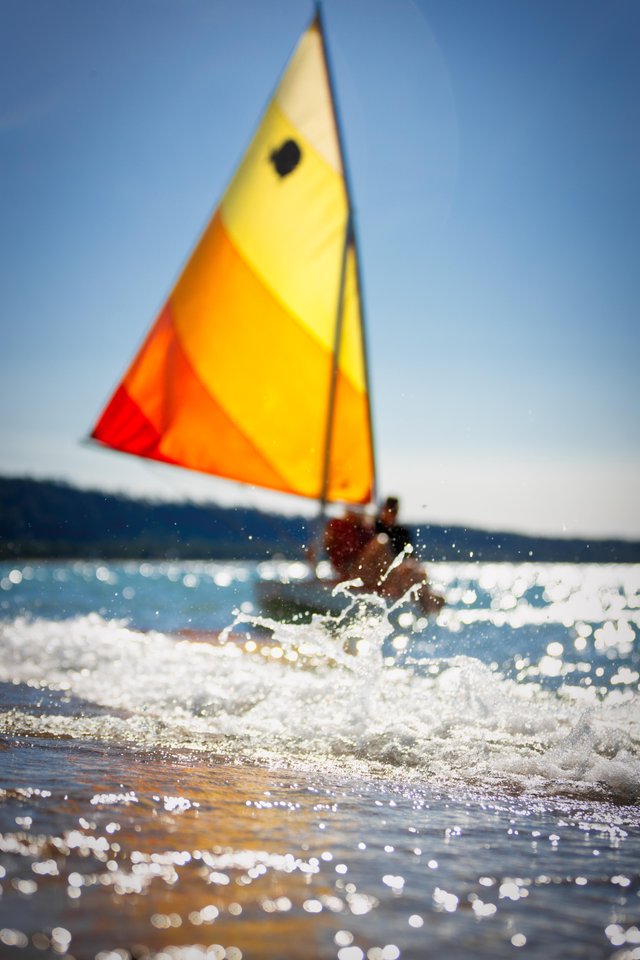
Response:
[91, 13, 375, 505]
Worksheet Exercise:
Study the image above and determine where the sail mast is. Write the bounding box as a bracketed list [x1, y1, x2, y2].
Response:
[314, 3, 377, 512]
[318, 211, 353, 515]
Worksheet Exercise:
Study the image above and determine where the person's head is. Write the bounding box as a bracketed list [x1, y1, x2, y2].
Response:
[379, 495, 399, 523]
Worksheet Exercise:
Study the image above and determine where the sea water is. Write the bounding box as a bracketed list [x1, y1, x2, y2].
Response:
[0, 559, 638, 959]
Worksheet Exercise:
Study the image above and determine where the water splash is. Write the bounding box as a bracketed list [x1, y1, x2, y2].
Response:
[1, 594, 638, 801]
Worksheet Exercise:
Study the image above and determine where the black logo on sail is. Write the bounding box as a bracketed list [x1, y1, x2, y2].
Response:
[270, 139, 302, 177]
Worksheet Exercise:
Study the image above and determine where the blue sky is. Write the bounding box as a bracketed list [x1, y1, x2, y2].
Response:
[1, 0, 638, 537]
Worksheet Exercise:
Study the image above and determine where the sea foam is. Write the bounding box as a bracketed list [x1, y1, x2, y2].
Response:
[1, 608, 638, 802]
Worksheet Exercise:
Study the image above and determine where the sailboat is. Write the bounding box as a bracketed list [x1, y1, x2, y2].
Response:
[90, 7, 432, 619]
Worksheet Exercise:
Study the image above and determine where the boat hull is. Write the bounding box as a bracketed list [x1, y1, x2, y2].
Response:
[254, 578, 349, 621]
[254, 577, 444, 622]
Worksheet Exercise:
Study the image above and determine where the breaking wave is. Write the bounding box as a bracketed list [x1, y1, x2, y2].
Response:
[1, 604, 638, 803]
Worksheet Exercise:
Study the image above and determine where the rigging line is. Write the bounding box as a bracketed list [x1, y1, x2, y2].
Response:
[319, 211, 352, 515]
[311, 212, 352, 566]
[315, 2, 377, 506]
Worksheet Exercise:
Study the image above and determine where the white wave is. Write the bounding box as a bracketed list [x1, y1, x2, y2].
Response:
[1, 612, 638, 802]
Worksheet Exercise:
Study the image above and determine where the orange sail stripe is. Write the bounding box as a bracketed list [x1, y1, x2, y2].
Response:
[92, 304, 292, 492]
[168, 211, 369, 500]
[328, 376, 372, 504]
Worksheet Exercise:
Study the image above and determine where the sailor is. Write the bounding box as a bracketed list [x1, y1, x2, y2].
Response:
[341, 496, 445, 615]
[373, 495, 412, 556]
[323, 508, 373, 580]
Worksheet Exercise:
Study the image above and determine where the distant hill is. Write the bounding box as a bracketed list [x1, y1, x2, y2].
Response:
[1, 476, 638, 563]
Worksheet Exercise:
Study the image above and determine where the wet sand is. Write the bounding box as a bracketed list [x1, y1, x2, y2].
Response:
[2, 734, 639, 960]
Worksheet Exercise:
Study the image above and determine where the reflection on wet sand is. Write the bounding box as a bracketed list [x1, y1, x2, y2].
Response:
[1, 742, 382, 959]
[2, 737, 640, 960]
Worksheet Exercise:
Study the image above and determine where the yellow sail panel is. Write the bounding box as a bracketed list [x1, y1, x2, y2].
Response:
[327, 242, 373, 503]
[275, 21, 343, 175]
[336, 238, 367, 393]
[91, 15, 375, 505]
[220, 98, 346, 355]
